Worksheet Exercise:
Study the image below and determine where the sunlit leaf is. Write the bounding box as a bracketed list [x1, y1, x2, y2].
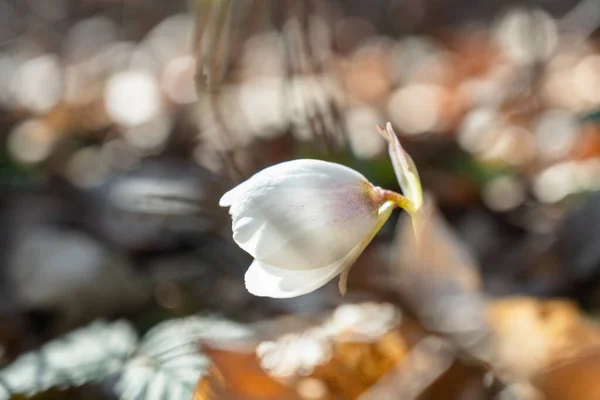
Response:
[0, 320, 137, 399]
[116, 316, 252, 400]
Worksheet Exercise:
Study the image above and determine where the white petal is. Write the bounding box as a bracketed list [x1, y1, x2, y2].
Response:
[224, 160, 382, 270]
[220, 159, 366, 208]
[219, 179, 251, 208]
[245, 259, 346, 298]
[245, 201, 394, 298]
[247, 159, 367, 186]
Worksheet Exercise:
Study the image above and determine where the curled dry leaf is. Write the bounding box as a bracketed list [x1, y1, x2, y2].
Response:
[375, 195, 495, 363]
[381, 195, 600, 391]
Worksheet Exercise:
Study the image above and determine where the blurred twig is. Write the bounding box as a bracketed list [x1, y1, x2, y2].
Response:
[194, 0, 245, 182]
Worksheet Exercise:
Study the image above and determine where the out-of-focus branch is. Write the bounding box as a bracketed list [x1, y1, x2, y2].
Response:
[193, 0, 245, 181]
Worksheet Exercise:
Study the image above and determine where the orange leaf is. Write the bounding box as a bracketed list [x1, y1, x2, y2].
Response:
[195, 345, 301, 400]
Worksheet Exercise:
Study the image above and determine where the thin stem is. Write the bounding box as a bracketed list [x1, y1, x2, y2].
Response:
[380, 189, 417, 216]
[381, 189, 424, 243]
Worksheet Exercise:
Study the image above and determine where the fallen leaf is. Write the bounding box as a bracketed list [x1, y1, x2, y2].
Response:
[198, 346, 300, 400]
[488, 297, 600, 380]
[376, 196, 495, 363]
[357, 336, 455, 400]
[534, 351, 600, 400]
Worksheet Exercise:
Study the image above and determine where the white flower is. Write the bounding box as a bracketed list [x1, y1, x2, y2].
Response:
[219, 159, 394, 298]
[220, 123, 423, 299]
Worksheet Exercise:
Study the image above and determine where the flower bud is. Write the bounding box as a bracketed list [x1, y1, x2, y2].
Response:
[377, 122, 423, 211]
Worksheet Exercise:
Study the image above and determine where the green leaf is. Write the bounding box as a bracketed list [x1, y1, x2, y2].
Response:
[0, 320, 138, 399]
[116, 317, 252, 400]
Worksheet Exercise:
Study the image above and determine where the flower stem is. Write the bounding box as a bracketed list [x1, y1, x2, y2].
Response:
[381, 189, 423, 243]
[381, 189, 417, 215]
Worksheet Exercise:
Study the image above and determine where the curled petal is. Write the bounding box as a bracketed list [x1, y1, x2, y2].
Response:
[377, 122, 423, 211]
[245, 258, 348, 298]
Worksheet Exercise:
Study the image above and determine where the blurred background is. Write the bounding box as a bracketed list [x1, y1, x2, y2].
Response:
[3, 0, 600, 399]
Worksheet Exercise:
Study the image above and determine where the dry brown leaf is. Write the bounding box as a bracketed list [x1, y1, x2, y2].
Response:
[332, 331, 408, 382]
[194, 366, 238, 400]
[311, 330, 410, 399]
[196, 302, 508, 400]
[357, 336, 455, 400]
[195, 345, 301, 400]
[195, 330, 410, 400]
[248, 303, 411, 399]
[375, 195, 495, 364]
[488, 296, 600, 380]
[534, 351, 600, 400]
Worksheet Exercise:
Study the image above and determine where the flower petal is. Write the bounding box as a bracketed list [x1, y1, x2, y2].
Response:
[219, 185, 245, 208]
[245, 258, 347, 298]
[245, 201, 395, 298]
[338, 200, 394, 295]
